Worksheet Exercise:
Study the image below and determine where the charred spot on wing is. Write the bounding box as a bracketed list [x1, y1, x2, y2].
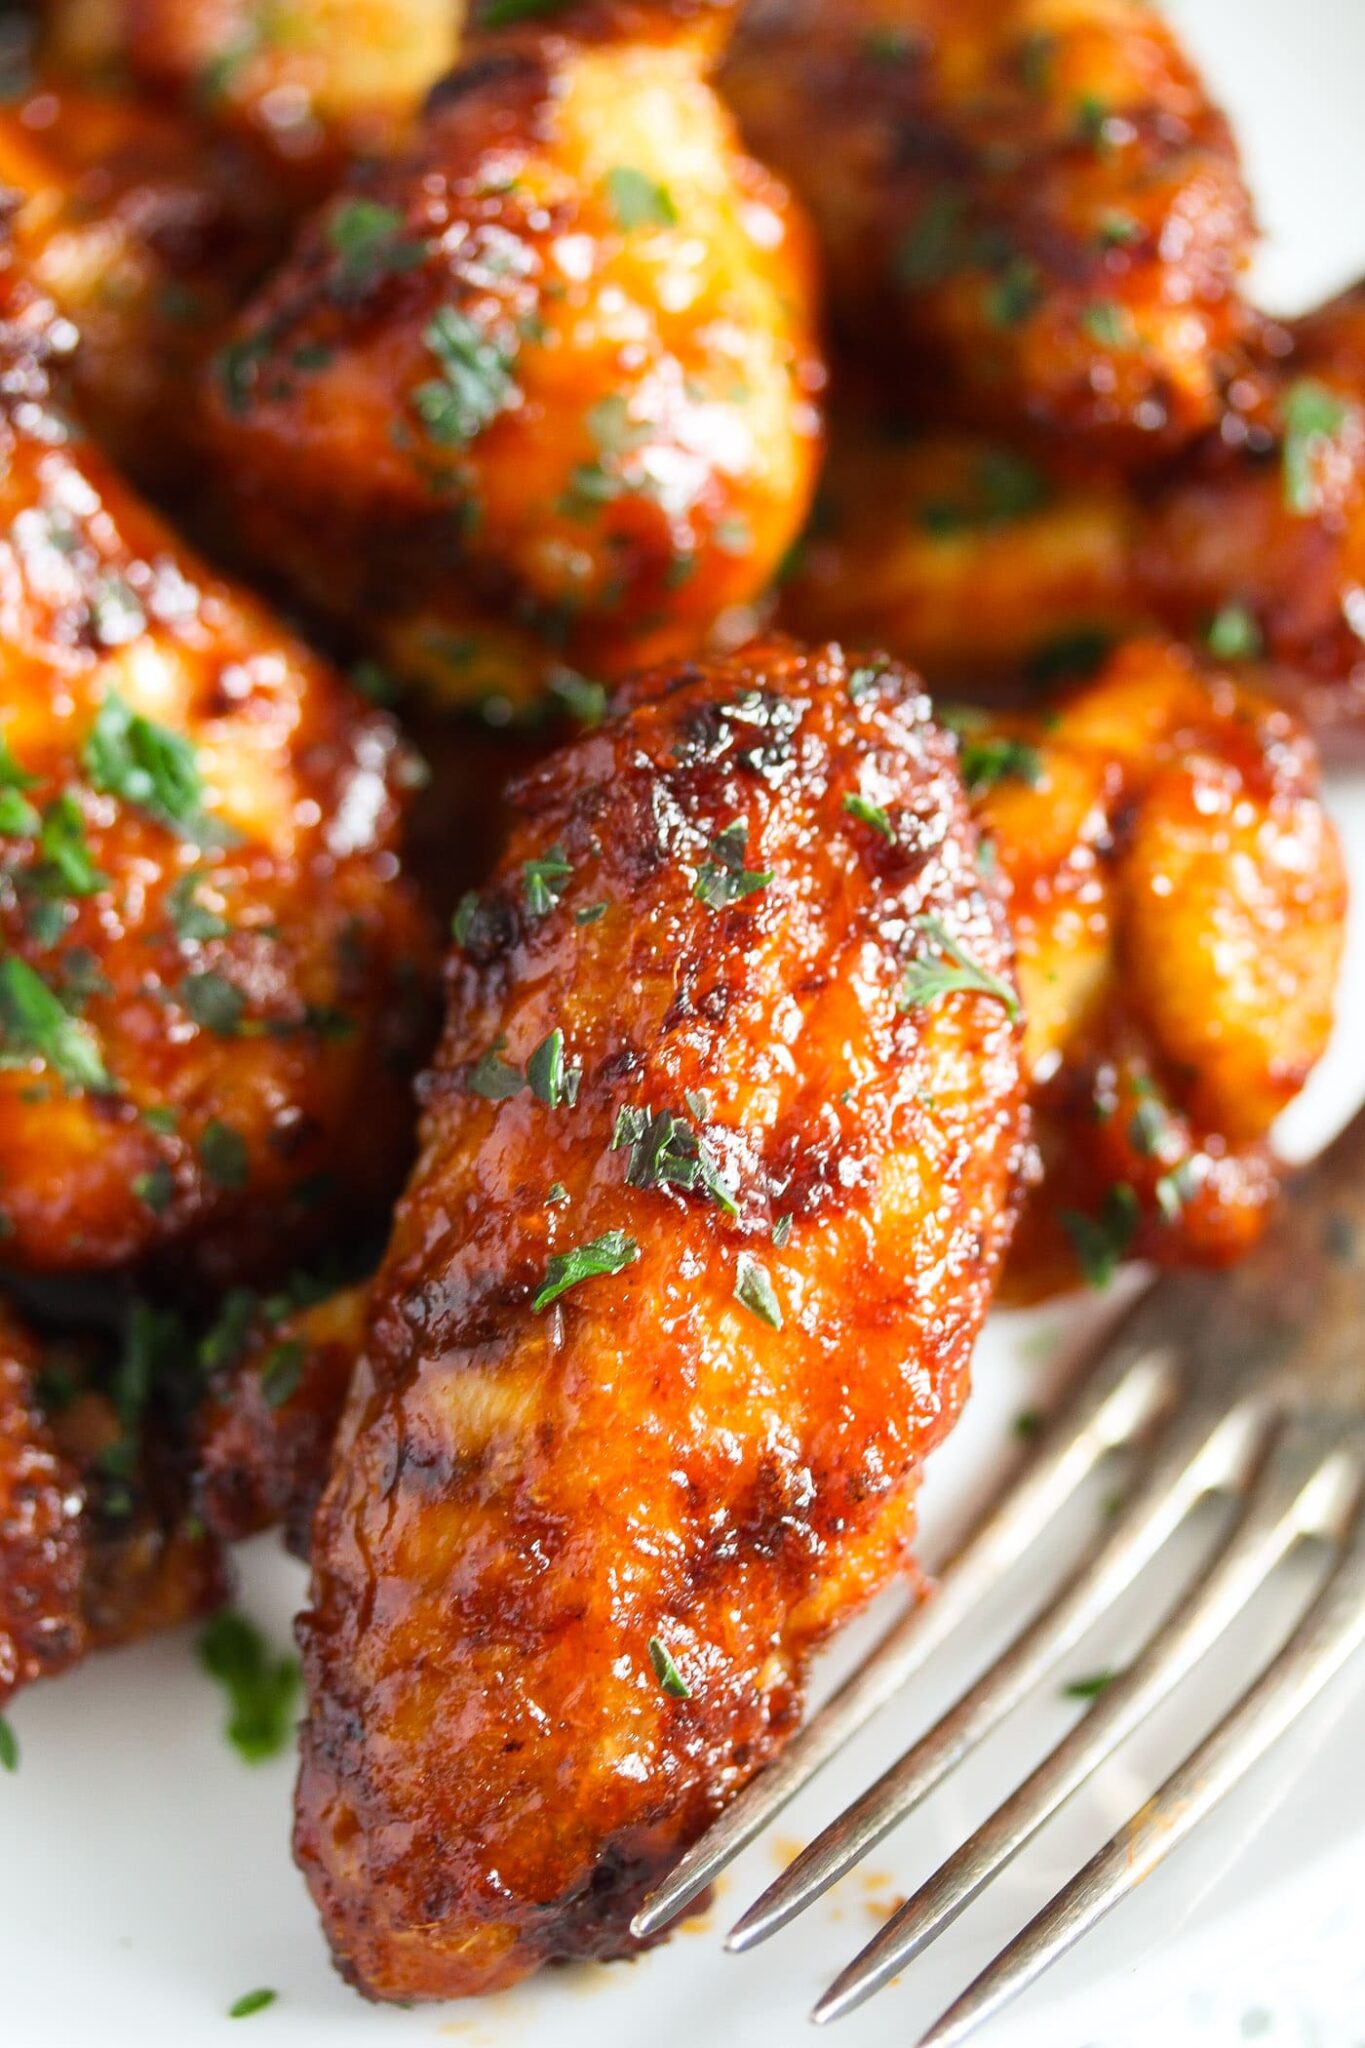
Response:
[423, 51, 544, 119]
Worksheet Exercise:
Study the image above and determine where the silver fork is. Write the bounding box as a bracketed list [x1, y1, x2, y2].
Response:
[633, 1100, 1365, 2041]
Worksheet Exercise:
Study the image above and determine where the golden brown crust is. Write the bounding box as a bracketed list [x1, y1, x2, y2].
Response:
[203, 4, 823, 713]
[294, 639, 1025, 2000]
[722, 0, 1256, 461]
[0, 304, 437, 1280]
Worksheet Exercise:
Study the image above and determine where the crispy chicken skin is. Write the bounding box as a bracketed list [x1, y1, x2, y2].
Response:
[722, 0, 1255, 460]
[0, 1300, 224, 1704]
[0, 80, 289, 488]
[40, 0, 462, 188]
[973, 640, 1345, 1297]
[204, 0, 823, 715]
[293, 639, 1025, 2000]
[0, 297, 435, 1279]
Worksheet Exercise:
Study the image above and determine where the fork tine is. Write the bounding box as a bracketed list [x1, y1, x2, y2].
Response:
[630, 1322, 1176, 1941]
[809, 1419, 1350, 2025]
[726, 1386, 1269, 1952]
[905, 1473, 1365, 2048]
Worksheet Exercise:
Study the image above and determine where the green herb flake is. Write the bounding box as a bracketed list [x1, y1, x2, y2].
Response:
[613, 1103, 738, 1217]
[82, 692, 211, 840]
[197, 1610, 300, 1765]
[0, 1714, 16, 1772]
[1060, 1183, 1140, 1290]
[899, 916, 1020, 1023]
[260, 1341, 305, 1410]
[1064, 1669, 1118, 1701]
[647, 1634, 692, 1700]
[842, 793, 895, 843]
[523, 845, 574, 917]
[547, 669, 609, 726]
[468, 1035, 525, 1101]
[133, 1162, 177, 1215]
[957, 734, 1044, 795]
[166, 871, 229, 945]
[414, 305, 518, 447]
[1014, 1408, 1044, 1442]
[533, 1230, 639, 1312]
[228, 1989, 277, 2020]
[546, 1180, 570, 1207]
[1080, 299, 1134, 348]
[693, 822, 773, 912]
[894, 189, 970, 290]
[199, 1119, 249, 1190]
[847, 664, 889, 702]
[0, 731, 36, 795]
[986, 256, 1042, 329]
[734, 1250, 783, 1330]
[480, 0, 571, 21]
[1204, 603, 1263, 662]
[326, 197, 426, 300]
[0, 787, 39, 837]
[771, 1213, 792, 1249]
[605, 166, 678, 232]
[575, 901, 607, 926]
[37, 794, 107, 897]
[0, 954, 112, 1092]
[1282, 378, 1352, 515]
[181, 971, 245, 1037]
[1097, 210, 1142, 249]
[527, 1027, 581, 1109]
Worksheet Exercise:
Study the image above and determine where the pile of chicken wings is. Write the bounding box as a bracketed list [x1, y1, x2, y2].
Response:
[0, 0, 1355, 2004]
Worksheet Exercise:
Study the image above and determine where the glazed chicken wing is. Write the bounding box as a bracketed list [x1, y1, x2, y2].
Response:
[204, 0, 823, 717]
[1, 1298, 223, 1704]
[0, 280, 435, 1280]
[0, 78, 290, 491]
[294, 638, 1025, 2000]
[40, 0, 462, 192]
[722, 0, 1255, 460]
[969, 639, 1346, 1295]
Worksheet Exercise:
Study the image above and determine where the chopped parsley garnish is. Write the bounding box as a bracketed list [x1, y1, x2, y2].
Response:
[527, 1028, 581, 1108]
[523, 845, 574, 916]
[414, 305, 518, 447]
[0, 1715, 16, 1771]
[468, 1035, 525, 1101]
[1097, 210, 1142, 249]
[1156, 1157, 1202, 1223]
[197, 1610, 301, 1765]
[843, 793, 895, 843]
[133, 1162, 176, 1215]
[0, 786, 38, 836]
[36, 794, 107, 897]
[986, 256, 1042, 328]
[547, 668, 609, 726]
[847, 664, 890, 702]
[167, 871, 229, 944]
[1014, 1408, 1044, 1442]
[899, 917, 1019, 1022]
[575, 902, 607, 926]
[480, 0, 571, 21]
[1204, 603, 1263, 662]
[693, 822, 773, 911]
[1064, 1669, 1118, 1701]
[957, 733, 1044, 794]
[532, 1230, 639, 1312]
[82, 692, 212, 840]
[1075, 94, 1113, 150]
[606, 166, 678, 232]
[228, 1989, 277, 2020]
[326, 197, 426, 300]
[648, 1635, 692, 1700]
[199, 1120, 248, 1190]
[895, 190, 970, 289]
[0, 954, 111, 1092]
[562, 394, 655, 515]
[1080, 299, 1134, 348]
[259, 1341, 305, 1410]
[734, 1251, 783, 1330]
[613, 1104, 738, 1216]
[546, 1181, 570, 1207]
[1060, 1184, 1140, 1290]
[181, 970, 245, 1037]
[1282, 378, 1351, 515]
[0, 732, 34, 796]
[771, 1213, 792, 1248]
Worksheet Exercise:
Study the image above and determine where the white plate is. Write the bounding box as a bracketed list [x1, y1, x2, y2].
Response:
[7, 2, 1365, 2042]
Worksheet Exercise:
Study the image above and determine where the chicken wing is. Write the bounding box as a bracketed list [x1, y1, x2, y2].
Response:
[1, 1297, 224, 1704]
[0, 77, 290, 491]
[294, 637, 1025, 2000]
[39, 0, 462, 193]
[721, 0, 1255, 461]
[971, 639, 1346, 1297]
[0, 269, 435, 1280]
[203, 0, 823, 716]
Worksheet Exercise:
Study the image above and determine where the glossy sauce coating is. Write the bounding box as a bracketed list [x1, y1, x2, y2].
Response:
[294, 639, 1025, 2000]
[0, 300, 435, 1278]
[40, 0, 462, 191]
[205, 0, 823, 715]
[973, 640, 1345, 1296]
[0, 1300, 223, 1704]
[722, 0, 1255, 460]
[0, 78, 289, 490]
